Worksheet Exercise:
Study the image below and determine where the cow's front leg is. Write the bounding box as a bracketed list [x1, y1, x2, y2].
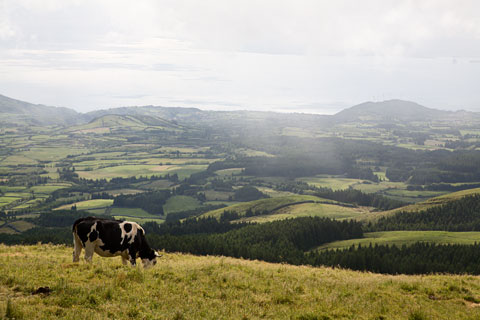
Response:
[128, 249, 137, 266]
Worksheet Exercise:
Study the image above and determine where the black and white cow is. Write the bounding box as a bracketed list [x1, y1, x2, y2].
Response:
[72, 217, 160, 268]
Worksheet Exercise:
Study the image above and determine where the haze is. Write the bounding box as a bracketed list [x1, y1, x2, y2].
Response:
[1, 0, 480, 113]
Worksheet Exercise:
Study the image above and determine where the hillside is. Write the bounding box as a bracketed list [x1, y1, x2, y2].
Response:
[332, 99, 477, 123]
[0, 94, 80, 126]
[1, 244, 479, 320]
[317, 230, 480, 251]
[361, 187, 480, 222]
[64, 114, 185, 134]
[199, 195, 364, 221]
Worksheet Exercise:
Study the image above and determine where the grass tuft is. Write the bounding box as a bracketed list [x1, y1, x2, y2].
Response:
[5, 299, 23, 319]
[408, 310, 428, 320]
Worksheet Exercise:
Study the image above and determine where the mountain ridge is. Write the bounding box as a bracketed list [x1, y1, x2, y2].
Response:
[0, 94, 81, 126]
[1, 94, 478, 127]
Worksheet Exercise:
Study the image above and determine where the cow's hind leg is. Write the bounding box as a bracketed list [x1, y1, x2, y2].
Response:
[72, 233, 83, 262]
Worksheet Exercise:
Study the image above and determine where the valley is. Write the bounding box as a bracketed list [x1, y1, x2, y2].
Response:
[1, 95, 480, 276]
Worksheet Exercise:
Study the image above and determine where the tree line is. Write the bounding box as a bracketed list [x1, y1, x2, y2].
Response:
[310, 243, 480, 275]
[146, 217, 363, 265]
[371, 194, 480, 231]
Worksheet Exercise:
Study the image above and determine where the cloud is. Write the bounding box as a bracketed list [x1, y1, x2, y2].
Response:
[1, 0, 480, 113]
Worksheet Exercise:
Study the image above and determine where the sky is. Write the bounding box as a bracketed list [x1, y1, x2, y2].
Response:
[1, 0, 480, 114]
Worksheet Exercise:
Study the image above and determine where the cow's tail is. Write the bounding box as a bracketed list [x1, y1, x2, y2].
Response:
[72, 218, 85, 262]
[72, 218, 81, 233]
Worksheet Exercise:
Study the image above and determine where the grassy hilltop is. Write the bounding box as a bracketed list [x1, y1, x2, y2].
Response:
[1, 244, 480, 320]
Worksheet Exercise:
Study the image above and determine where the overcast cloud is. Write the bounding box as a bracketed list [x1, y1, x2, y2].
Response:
[1, 0, 479, 113]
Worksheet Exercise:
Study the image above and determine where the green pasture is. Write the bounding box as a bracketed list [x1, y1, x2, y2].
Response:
[76, 164, 207, 180]
[54, 199, 114, 211]
[201, 195, 335, 219]
[0, 155, 38, 165]
[297, 176, 362, 190]
[76, 152, 126, 160]
[40, 167, 60, 179]
[386, 187, 480, 215]
[165, 165, 208, 180]
[155, 146, 209, 154]
[214, 168, 244, 176]
[395, 143, 438, 150]
[20, 147, 87, 162]
[255, 187, 297, 198]
[239, 202, 370, 223]
[163, 196, 202, 215]
[143, 158, 218, 166]
[0, 186, 27, 193]
[8, 220, 35, 232]
[203, 190, 234, 201]
[133, 180, 173, 190]
[113, 216, 165, 224]
[108, 207, 156, 217]
[29, 184, 70, 194]
[281, 126, 315, 138]
[235, 148, 275, 157]
[104, 189, 144, 196]
[87, 207, 159, 221]
[12, 199, 44, 209]
[0, 220, 35, 234]
[316, 231, 480, 251]
[72, 159, 133, 170]
[460, 129, 480, 136]
[352, 181, 407, 194]
[382, 189, 447, 203]
[0, 195, 26, 207]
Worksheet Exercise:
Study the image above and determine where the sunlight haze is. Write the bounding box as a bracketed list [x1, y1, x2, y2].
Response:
[1, 0, 480, 113]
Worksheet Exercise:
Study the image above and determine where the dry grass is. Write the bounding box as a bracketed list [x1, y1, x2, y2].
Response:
[1, 244, 480, 319]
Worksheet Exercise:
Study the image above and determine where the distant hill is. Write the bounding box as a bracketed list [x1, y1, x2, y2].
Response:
[84, 105, 204, 124]
[0, 94, 80, 126]
[1, 94, 478, 129]
[85, 106, 329, 132]
[65, 114, 185, 134]
[332, 99, 476, 123]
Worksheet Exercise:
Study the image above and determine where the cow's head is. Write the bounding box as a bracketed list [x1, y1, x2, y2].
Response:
[141, 250, 162, 269]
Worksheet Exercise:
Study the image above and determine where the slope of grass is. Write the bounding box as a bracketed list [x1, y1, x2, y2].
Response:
[362, 187, 480, 222]
[163, 195, 201, 215]
[1, 244, 480, 319]
[297, 176, 362, 190]
[317, 231, 480, 251]
[76, 164, 207, 180]
[201, 195, 335, 219]
[238, 202, 370, 223]
[54, 199, 114, 211]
